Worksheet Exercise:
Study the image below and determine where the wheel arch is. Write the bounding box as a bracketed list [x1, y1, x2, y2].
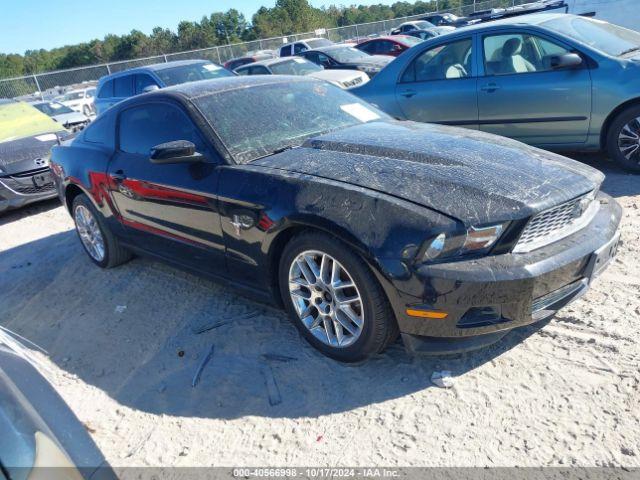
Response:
[600, 97, 640, 149]
[265, 217, 385, 308]
[64, 183, 87, 214]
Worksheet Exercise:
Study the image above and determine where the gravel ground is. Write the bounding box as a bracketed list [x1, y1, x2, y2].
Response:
[0, 154, 639, 469]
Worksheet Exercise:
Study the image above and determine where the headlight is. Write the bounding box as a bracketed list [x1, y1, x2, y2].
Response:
[420, 223, 506, 263]
[462, 224, 504, 252]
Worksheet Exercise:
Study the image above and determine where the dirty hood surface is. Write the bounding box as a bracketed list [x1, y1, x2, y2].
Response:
[253, 121, 603, 224]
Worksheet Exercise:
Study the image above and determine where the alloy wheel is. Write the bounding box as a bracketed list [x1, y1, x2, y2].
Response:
[617, 117, 640, 164]
[74, 205, 105, 262]
[288, 250, 364, 348]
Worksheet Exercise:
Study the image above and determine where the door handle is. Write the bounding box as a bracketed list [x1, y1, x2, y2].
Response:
[480, 83, 500, 92]
[400, 89, 417, 98]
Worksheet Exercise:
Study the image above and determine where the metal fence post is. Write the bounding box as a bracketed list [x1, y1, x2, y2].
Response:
[106, 63, 111, 74]
[216, 47, 222, 64]
[355, 23, 359, 41]
[163, 54, 168, 63]
[32, 74, 43, 100]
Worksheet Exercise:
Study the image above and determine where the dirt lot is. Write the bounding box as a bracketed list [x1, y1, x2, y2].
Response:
[0, 154, 639, 468]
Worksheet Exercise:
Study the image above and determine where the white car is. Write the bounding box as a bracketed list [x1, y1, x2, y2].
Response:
[279, 37, 334, 57]
[234, 57, 369, 90]
[390, 20, 455, 36]
[59, 87, 96, 116]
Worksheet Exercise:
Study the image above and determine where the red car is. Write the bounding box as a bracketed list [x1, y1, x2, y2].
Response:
[355, 35, 423, 57]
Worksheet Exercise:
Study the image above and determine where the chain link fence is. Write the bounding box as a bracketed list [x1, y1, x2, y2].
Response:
[0, 0, 531, 101]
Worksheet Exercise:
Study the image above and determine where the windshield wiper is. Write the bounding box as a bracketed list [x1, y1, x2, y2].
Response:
[271, 145, 296, 154]
[619, 46, 640, 56]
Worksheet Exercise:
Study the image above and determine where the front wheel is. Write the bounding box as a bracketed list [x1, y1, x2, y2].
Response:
[279, 232, 398, 362]
[607, 105, 640, 173]
[72, 194, 132, 268]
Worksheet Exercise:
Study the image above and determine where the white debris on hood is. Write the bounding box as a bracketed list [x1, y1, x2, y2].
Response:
[114, 305, 127, 314]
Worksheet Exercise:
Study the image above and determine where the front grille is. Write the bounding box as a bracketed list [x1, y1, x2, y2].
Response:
[343, 76, 364, 88]
[0, 167, 55, 195]
[513, 191, 599, 253]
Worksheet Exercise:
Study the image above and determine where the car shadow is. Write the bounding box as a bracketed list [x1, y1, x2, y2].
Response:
[0, 198, 61, 226]
[566, 152, 640, 198]
[0, 230, 547, 420]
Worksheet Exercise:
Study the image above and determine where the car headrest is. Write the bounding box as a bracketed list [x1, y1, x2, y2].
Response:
[502, 37, 523, 57]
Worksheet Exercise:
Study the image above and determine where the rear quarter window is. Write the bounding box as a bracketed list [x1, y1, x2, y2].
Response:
[97, 80, 114, 99]
[83, 116, 111, 144]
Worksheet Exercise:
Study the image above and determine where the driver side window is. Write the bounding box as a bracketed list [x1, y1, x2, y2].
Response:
[118, 103, 205, 156]
[483, 33, 572, 75]
[401, 38, 473, 83]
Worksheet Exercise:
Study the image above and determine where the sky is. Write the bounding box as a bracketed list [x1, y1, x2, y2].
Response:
[1, 0, 395, 54]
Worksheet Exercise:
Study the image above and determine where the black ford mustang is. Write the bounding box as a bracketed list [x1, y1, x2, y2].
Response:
[50, 76, 621, 362]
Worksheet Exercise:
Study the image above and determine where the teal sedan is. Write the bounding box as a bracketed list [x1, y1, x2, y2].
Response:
[353, 13, 640, 172]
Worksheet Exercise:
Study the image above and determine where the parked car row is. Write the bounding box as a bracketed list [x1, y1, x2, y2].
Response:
[235, 56, 370, 89]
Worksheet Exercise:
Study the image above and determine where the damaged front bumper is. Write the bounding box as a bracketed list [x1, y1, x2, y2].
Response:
[0, 168, 58, 213]
[387, 193, 622, 355]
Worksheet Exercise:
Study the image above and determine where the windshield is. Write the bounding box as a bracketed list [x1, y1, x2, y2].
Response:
[323, 46, 371, 62]
[157, 62, 233, 86]
[415, 21, 435, 29]
[33, 102, 75, 116]
[0, 102, 65, 143]
[194, 80, 389, 163]
[543, 16, 640, 56]
[307, 38, 333, 48]
[270, 58, 323, 75]
[63, 91, 84, 101]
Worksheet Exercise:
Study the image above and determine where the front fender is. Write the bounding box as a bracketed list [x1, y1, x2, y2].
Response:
[218, 164, 457, 298]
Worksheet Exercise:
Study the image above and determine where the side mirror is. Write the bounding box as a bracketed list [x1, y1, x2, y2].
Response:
[550, 53, 582, 69]
[149, 140, 204, 164]
[143, 85, 160, 93]
[393, 44, 403, 52]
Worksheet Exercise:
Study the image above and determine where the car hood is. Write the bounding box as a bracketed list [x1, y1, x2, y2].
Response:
[308, 69, 366, 83]
[252, 121, 603, 224]
[0, 133, 59, 175]
[52, 112, 87, 124]
[348, 55, 392, 68]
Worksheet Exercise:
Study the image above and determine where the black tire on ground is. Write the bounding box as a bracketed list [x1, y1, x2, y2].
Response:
[278, 231, 399, 363]
[606, 104, 640, 173]
[71, 194, 132, 268]
[83, 105, 91, 116]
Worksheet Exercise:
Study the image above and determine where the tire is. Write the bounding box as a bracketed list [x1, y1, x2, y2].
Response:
[83, 105, 92, 116]
[72, 194, 132, 268]
[606, 105, 640, 173]
[279, 231, 398, 362]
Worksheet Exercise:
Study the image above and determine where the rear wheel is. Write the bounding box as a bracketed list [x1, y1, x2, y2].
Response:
[279, 232, 398, 362]
[72, 194, 132, 268]
[607, 105, 640, 173]
[82, 104, 92, 116]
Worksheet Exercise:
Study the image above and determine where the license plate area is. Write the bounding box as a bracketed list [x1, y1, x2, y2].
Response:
[585, 232, 620, 283]
[32, 171, 53, 188]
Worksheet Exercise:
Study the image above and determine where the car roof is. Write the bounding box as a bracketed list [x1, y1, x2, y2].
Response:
[310, 44, 355, 53]
[281, 37, 326, 47]
[100, 59, 212, 81]
[236, 57, 305, 68]
[451, 12, 570, 33]
[157, 75, 316, 99]
[361, 35, 414, 43]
